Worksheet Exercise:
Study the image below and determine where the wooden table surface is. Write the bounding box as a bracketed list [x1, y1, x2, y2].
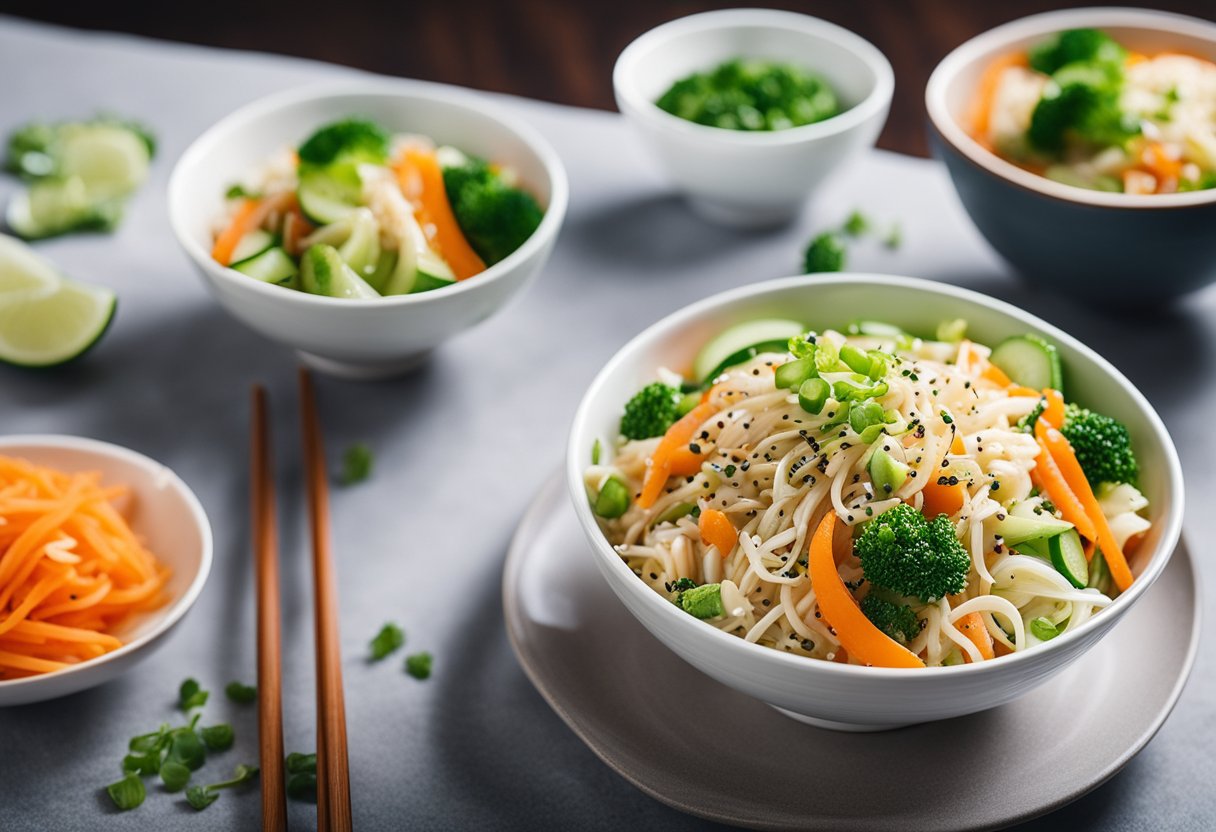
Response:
[6, 0, 1214, 157]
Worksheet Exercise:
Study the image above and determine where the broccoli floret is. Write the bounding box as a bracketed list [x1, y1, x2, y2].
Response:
[860, 595, 921, 645]
[442, 157, 543, 265]
[297, 118, 389, 167]
[1060, 402, 1137, 485]
[803, 232, 846, 274]
[1028, 28, 1125, 75]
[854, 504, 970, 603]
[619, 382, 681, 440]
[1016, 397, 1047, 433]
[679, 584, 724, 619]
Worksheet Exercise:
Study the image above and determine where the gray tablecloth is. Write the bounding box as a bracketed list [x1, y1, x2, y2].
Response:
[0, 16, 1212, 831]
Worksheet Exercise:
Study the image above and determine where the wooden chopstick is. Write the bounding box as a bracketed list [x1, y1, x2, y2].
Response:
[298, 368, 353, 832]
[250, 385, 288, 832]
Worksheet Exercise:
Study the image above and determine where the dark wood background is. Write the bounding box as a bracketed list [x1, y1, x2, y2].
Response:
[4, 0, 1212, 156]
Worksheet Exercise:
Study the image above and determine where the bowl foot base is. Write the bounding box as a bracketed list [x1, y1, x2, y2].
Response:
[296, 349, 433, 380]
[771, 706, 911, 732]
[686, 196, 802, 229]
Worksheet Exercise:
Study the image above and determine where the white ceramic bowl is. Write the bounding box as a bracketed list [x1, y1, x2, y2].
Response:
[169, 80, 569, 379]
[566, 274, 1184, 730]
[0, 435, 212, 706]
[613, 9, 893, 227]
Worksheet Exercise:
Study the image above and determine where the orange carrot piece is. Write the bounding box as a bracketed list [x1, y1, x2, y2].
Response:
[981, 363, 1013, 387]
[211, 198, 262, 266]
[397, 149, 486, 280]
[639, 403, 717, 509]
[1040, 389, 1065, 429]
[809, 513, 924, 669]
[921, 480, 965, 518]
[698, 509, 737, 557]
[1032, 422, 1098, 542]
[667, 446, 708, 477]
[1038, 425, 1135, 592]
[969, 52, 1029, 144]
[957, 612, 996, 662]
[950, 433, 966, 455]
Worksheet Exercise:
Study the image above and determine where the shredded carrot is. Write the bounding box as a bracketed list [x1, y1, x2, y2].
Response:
[0, 455, 169, 680]
[969, 52, 1029, 145]
[698, 509, 737, 557]
[1040, 388, 1066, 429]
[981, 363, 1013, 387]
[1009, 386, 1043, 398]
[639, 402, 717, 509]
[957, 612, 996, 662]
[808, 513, 924, 668]
[211, 199, 261, 266]
[1038, 426, 1135, 592]
[394, 149, 486, 280]
[1031, 421, 1097, 542]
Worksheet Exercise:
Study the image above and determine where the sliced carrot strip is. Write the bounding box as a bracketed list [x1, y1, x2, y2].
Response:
[396, 149, 486, 280]
[809, 513, 924, 669]
[698, 509, 737, 557]
[211, 199, 261, 266]
[639, 403, 717, 509]
[921, 480, 965, 518]
[957, 612, 995, 662]
[1040, 389, 1065, 429]
[1032, 422, 1098, 542]
[1039, 426, 1135, 592]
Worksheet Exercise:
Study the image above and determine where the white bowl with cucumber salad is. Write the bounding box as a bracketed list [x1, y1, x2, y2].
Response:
[168, 81, 568, 379]
[567, 274, 1183, 730]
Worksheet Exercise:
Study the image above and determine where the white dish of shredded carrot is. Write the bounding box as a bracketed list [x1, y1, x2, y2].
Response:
[0, 436, 211, 705]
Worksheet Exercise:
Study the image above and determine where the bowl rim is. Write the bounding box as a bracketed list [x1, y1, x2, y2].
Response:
[566, 272, 1185, 679]
[613, 8, 894, 147]
[926, 6, 1216, 210]
[167, 77, 570, 309]
[0, 434, 214, 691]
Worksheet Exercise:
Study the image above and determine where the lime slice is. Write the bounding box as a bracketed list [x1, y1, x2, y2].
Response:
[6, 177, 123, 240]
[58, 124, 151, 200]
[0, 280, 116, 367]
[0, 233, 59, 296]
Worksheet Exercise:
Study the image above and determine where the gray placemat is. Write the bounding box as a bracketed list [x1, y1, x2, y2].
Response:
[0, 15, 1211, 832]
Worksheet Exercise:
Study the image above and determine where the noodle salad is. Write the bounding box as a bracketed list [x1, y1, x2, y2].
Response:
[584, 318, 1151, 668]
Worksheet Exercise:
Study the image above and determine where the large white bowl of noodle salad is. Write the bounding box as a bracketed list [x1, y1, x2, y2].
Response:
[567, 274, 1183, 730]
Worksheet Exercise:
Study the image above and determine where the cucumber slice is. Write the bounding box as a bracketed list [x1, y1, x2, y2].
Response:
[0, 276, 116, 367]
[1049, 528, 1088, 588]
[300, 244, 378, 299]
[229, 229, 275, 266]
[989, 335, 1063, 391]
[693, 319, 804, 383]
[6, 178, 122, 240]
[845, 320, 905, 337]
[0, 233, 59, 295]
[1016, 537, 1051, 559]
[365, 249, 398, 294]
[233, 247, 298, 288]
[993, 511, 1073, 546]
[57, 124, 150, 200]
[297, 168, 361, 225]
[411, 270, 456, 294]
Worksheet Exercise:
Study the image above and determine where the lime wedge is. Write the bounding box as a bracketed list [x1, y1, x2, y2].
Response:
[58, 124, 151, 200]
[6, 177, 123, 240]
[0, 233, 59, 295]
[0, 235, 116, 367]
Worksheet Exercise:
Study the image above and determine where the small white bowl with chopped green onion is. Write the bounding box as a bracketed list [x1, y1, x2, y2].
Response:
[614, 9, 893, 227]
[169, 80, 567, 379]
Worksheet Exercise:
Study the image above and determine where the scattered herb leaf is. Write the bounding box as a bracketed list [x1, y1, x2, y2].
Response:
[404, 651, 433, 680]
[369, 622, 405, 661]
[339, 443, 373, 485]
[106, 773, 146, 811]
[225, 681, 256, 703]
[178, 678, 209, 711]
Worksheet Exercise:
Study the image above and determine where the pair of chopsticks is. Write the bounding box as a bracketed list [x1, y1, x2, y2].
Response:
[251, 369, 352, 832]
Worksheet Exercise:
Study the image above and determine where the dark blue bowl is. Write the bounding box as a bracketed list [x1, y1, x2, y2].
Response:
[925, 7, 1216, 304]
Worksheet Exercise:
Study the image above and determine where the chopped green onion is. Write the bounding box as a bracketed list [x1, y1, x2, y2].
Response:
[813, 339, 840, 373]
[106, 773, 146, 811]
[590, 438, 602, 465]
[201, 724, 235, 751]
[866, 350, 891, 380]
[369, 622, 405, 661]
[405, 651, 433, 680]
[178, 678, 208, 711]
[593, 476, 631, 519]
[186, 764, 260, 811]
[936, 318, 968, 343]
[1030, 617, 1061, 641]
[159, 761, 191, 793]
[339, 443, 373, 485]
[840, 344, 873, 376]
[849, 401, 885, 435]
[225, 681, 256, 704]
[798, 378, 830, 415]
[774, 356, 816, 390]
